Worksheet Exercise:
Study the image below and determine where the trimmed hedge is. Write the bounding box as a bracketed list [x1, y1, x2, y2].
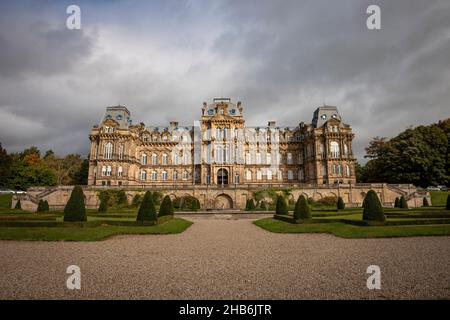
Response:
[293, 195, 311, 220]
[246, 199, 256, 211]
[275, 195, 288, 215]
[136, 191, 157, 222]
[362, 190, 385, 222]
[63, 186, 87, 222]
[337, 197, 345, 210]
[159, 195, 174, 216]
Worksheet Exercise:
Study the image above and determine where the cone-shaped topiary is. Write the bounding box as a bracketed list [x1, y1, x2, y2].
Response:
[14, 199, 21, 210]
[337, 196, 345, 210]
[275, 195, 288, 215]
[260, 200, 269, 211]
[136, 191, 157, 222]
[36, 199, 44, 212]
[248, 199, 255, 210]
[422, 197, 429, 207]
[98, 194, 109, 212]
[446, 194, 450, 210]
[362, 190, 385, 222]
[394, 197, 400, 208]
[43, 200, 49, 211]
[399, 195, 408, 209]
[159, 195, 175, 216]
[294, 195, 311, 220]
[63, 186, 87, 222]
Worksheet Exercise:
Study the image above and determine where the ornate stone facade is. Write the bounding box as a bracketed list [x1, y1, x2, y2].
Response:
[87, 98, 357, 187]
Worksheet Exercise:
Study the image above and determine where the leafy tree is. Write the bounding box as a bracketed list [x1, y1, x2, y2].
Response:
[131, 194, 142, 207]
[275, 195, 288, 215]
[159, 195, 175, 216]
[14, 199, 21, 210]
[422, 197, 429, 207]
[362, 190, 385, 222]
[0, 143, 11, 187]
[63, 186, 87, 222]
[337, 196, 345, 210]
[137, 191, 157, 222]
[399, 196, 408, 209]
[294, 195, 311, 220]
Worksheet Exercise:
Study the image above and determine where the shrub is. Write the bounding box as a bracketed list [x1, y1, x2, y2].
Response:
[246, 199, 255, 211]
[362, 190, 385, 222]
[136, 191, 157, 222]
[152, 191, 163, 206]
[293, 195, 311, 220]
[43, 200, 49, 211]
[394, 197, 400, 208]
[275, 195, 288, 215]
[307, 197, 316, 206]
[14, 199, 21, 210]
[192, 197, 201, 211]
[422, 197, 429, 207]
[337, 196, 345, 210]
[399, 196, 408, 209]
[98, 194, 109, 212]
[131, 194, 142, 207]
[63, 186, 87, 222]
[260, 200, 269, 211]
[446, 194, 450, 210]
[315, 196, 337, 207]
[97, 189, 128, 208]
[159, 195, 174, 216]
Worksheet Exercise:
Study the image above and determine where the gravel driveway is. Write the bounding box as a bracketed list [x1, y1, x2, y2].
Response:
[0, 217, 449, 299]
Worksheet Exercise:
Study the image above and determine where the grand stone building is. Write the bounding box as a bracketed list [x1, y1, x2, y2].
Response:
[87, 98, 356, 187]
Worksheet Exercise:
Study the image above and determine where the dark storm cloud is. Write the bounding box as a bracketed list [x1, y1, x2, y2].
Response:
[0, 0, 449, 161]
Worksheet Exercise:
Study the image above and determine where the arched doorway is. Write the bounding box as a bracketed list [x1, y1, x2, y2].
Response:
[217, 169, 228, 185]
[214, 194, 233, 209]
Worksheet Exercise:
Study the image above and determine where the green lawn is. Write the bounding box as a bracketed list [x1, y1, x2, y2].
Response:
[0, 194, 12, 209]
[254, 218, 450, 238]
[430, 191, 449, 206]
[0, 218, 192, 241]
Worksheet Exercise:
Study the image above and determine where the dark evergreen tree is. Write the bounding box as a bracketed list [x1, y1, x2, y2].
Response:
[394, 197, 400, 208]
[14, 199, 21, 210]
[63, 186, 87, 222]
[362, 190, 385, 222]
[136, 191, 157, 222]
[293, 195, 311, 220]
[36, 199, 44, 212]
[399, 195, 408, 209]
[337, 196, 345, 210]
[98, 194, 109, 212]
[275, 195, 288, 215]
[159, 195, 175, 216]
[422, 197, 429, 207]
[446, 194, 450, 210]
[43, 200, 49, 211]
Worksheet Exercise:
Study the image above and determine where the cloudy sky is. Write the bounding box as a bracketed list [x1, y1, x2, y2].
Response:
[0, 0, 449, 162]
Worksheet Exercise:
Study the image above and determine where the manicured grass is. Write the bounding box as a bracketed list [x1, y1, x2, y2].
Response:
[0, 218, 192, 241]
[0, 194, 12, 209]
[254, 218, 450, 238]
[430, 191, 449, 206]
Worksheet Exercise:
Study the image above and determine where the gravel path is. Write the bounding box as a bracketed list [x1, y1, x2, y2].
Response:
[0, 218, 449, 299]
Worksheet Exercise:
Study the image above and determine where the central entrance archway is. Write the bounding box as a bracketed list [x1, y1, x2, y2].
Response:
[217, 169, 228, 185]
[214, 194, 233, 209]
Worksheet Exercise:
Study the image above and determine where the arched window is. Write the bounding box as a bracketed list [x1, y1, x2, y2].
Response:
[216, 146, 223, 163]
[173, 171, 178, 181]
[277, 170, 283, 180]
[330, 141, 340, 158]
[298, 153, 303, 164]
[288, 170, 293, 180]
[287, 153, 293, 164]
[246, 170, 252, 181]
[118, 145, 124, 160]
[141, 153, 147, 165]
[104, 142, 113, 159]
[256, 153, 261, 165]
[346, 164, 350, 176]
[162, 171, 168, 181]
[173, 153, 179, 165]
[245, 153, 251, 164]
[267, 169, 272, 180]
[151, 171, 157, 181]
[256, 170, 262, 180]
[266, 153, 271, 165]
[162, 153, 168, 165]
[140, 170, 147, 181]
[152, 154, 157, 165]
[106, 166, 112, 176]
[183, 152, 189, 165]
[101, 166, 106, 176]
[344, 144, 349, 156]
[298, 169, 304, 181]
[118, 166, 123, 177]
[182, 170, 189, 180]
